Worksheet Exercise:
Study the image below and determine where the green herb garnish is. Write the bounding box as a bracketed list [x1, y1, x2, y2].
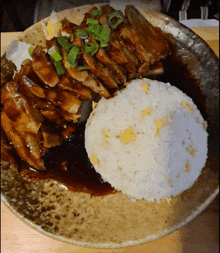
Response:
[67, 45, 80, 67]
[70, 34, 74, 41]
[48, 46, 62, 61]
[28, 47, 34, 56]
[84, 43, 99, 55]
[57, 36, 72, 52]
[76, 29, 88, 39]
[87, 24, 110, 48]
[86, 18, 99, 25]
[77, 66, 88, 71]
[108, 11, 123, 29]
[54, 61, 65, 75]
[92, 9, 102, 17]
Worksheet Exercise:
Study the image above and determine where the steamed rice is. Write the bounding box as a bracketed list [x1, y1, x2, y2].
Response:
[85, 78, 208, 201]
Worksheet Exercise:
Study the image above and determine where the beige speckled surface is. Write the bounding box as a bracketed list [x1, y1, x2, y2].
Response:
[1, 4, 219, 249]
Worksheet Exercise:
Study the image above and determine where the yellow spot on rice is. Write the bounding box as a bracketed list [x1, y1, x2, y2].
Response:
[141, 106, 152, 118]
[167, 178, 172, 186]
[202, 121, 208, 131]
[141, 83, 150, 94]
[91, 153, 99, 165]
[181, 100, 194, 113]
[155, 117, 168, 135]
[120, 126, 137, 144]
[185, 161, 191, 172]
[102, 129, 110, 139]
[190, 148, 196, 157]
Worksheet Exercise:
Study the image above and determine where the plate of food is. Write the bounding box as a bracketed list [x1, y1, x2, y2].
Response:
[1, 3, 219, 249]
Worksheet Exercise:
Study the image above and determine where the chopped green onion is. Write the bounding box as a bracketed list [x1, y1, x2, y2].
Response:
[28, 47, 34, 56]
[86, 18, 99, 25]
[108, 11, 123, 29]
[48, 46, 62, 61]
[57, 36, 72, 52]
[54, 61, 65, 75]
[70, 34, 74, 41]
[92, 9, 102, 17]
[67, 45, 80, 67]
[65, 62, 71, 68]
[87, 24, 110, 47]
[77, 66, 88, 71]
[69, 45, 80, 60]
[84, 43, 99, 55]
[76, 29, 88, 39]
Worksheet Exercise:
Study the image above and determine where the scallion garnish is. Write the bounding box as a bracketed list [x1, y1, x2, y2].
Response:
[57, 36, 72, 52]
[76, 29, 88, 39]
[70, 34, 74, 41]
[86, 18, 99, 25]
[108, 11, 123, 29]
[92, 9, 102, 17]
[87, 24, 110, 47]
[77, 66, 88, 71]
[54, 61, 65, 75]
[48, 46, 62, 61]
[28, 47, 34, 56]
[84, 43, 99, 55]
[67, 45, 80, 67]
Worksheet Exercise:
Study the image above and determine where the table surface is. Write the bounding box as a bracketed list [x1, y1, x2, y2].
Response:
[1, 27, 219, 253]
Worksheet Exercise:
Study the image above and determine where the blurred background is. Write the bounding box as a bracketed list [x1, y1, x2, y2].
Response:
[1, 0, 219, 32]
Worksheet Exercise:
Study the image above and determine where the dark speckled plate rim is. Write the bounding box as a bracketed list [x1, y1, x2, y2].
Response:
[1, 3, 219, 249]
[1, 187, 219, 249]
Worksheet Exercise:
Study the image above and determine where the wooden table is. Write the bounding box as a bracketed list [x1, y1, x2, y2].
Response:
[1, 27, 219, 253]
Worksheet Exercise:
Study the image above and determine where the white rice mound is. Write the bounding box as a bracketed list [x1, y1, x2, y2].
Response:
[85, 78, 208, 202]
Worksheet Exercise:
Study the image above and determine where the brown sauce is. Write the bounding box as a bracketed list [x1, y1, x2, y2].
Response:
[19, 124, 115, 196]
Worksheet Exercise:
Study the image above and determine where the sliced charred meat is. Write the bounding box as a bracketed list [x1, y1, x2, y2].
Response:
[61, 49, 110, 98]
[140, 61, 164, 77]
[87, 37, 127, 85]
[44, 87, 82, 115]
[41, 109, 64, 125]
[98, 5, 139, 78]
[123, 5, 170, 63]
[31, 45, 59, 87]
[1, 81, 45, 171]
[41, 124, 63, 148]
[60, 21, 78, 37]
[82, 52, 119, 90]
[58, 75, 93, 100]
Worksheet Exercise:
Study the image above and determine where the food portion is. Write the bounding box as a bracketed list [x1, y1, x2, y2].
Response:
[1, 4, 170, 172]
[85, 78, 208, 201]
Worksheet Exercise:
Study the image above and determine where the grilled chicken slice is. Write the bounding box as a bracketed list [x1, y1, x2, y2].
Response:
[41, 124, 63, 148]
[58, 75, 93, 100]
[61, 49, 110, 98]
[31, 45, 59, 87]
[82, 52, 119, 90]
[98, 5, 139, 78]
[123, 5, 169, 63]
[44, 87, 82, 115]
[139, 61, 164, 77]
[87, 37, 127, 85]
[41, 110, 64, 124]
[1, 81, 45, 170]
